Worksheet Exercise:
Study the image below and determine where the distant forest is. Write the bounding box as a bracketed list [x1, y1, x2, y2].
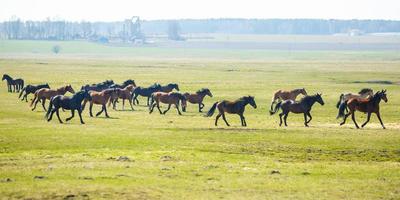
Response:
[0, 18, 399, 41]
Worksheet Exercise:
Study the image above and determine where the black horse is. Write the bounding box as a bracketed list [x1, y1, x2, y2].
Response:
[2, 74, 24, 92]
[109, 79, 136, 89]
[206, 96, 257, 127]
[160, 83, 179, 93]
[131, 83, 162, 106]
[19, 83, 50, 102]
[270, 93, 324, 127]
[81, 80, 114, 92]
[45, 90, 92, 124]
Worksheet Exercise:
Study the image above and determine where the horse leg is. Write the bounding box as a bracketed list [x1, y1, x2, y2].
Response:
[199, 103, 205, 112]
[13, 84, 15, 92]
[66, 110, 75, 121]
[32, 98, 40, 111]
[361, 112, 371, 128]
[279, 113, 284, 126]
[307, 112, 312, 123]
[222, 113, 230, 126]
[304, 113, 308, 127]
[122, 99, 125, 110]
[162, 104, 171, 115]
[376, 112, 386, 129]
[129, 97, 134, 111]
[340, 112, 351, 126]
[47, 109, 56, 122]
[175, 103, 182, 115]
[149, 102, 156, 114]
[283, 113, 289, 126]
[351, 112, 359, 129]
[240, 114, 246, 127]
[41, 98, 47, 111]
[56, 109, 63, 123]
[23, 93, 28, 102]
[89, 102, 94, 117]
[104, 105, 110, 118]
[215, 113, 221, 126]
[96, 105, 104, 117]
[78, 109, 85, 124]
[147, 96, 150, 106]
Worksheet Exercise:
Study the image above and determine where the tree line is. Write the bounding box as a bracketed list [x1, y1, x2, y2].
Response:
[1, 18, 399, 41]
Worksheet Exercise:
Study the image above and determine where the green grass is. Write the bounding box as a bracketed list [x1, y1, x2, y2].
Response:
[0, 40, 400, 199]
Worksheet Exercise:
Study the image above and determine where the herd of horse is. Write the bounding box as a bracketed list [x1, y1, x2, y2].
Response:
[2, 73, 389, 129]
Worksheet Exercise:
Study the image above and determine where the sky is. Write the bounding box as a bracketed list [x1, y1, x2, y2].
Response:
[1, 0, 399, 22]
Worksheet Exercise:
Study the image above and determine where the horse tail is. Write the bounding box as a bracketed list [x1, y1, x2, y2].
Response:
[130, 87, 139, 103]
[269, 101, 282, 115]
[30, 91, 38, 107]
[19, 86, 26, 98]
[45, 97, 54, 119]
[336, 94, 344, 108]
[337, 102, 347, 119]
[205, 102, 218, 117]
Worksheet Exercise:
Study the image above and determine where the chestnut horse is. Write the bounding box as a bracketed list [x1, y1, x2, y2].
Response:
[109, 84, 135, 110]
[149, 92, 187, 115]
[160, 83, 179, 93]
[270, 94, 324, 127]
[339, 90, 388, 129]
[270, 88, 307, 113]
[336, 88, 373, 119]
[30, 85, 75, 111]
[206, 96, 257, 127]
[82, 88, 119, 118]
[183, 88, 213, 112]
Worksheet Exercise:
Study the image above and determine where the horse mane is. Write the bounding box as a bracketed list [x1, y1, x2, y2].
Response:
[149, 83, 161, 89]
[170, 92, 185, 100]
[196, 88, 208, 94]
[299, 94, 317, 102]
[358, 88, 373, 95]
[292, 88, 304, 93]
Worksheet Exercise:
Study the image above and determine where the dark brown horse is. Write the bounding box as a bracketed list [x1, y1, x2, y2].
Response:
[206, 96, 257, 127]
[109, 84, 135, 110]
[270, 88, 307, 113]
[270, 93, 324, 127]
[82, 88, 119, 118]
[183, 88, 213, 112]
[149, 92, 187, 115]
[160, 83, 179, 93]
[19, 83, 50, 102]
[30, 85, 75, 111]
[2, 74, 24, 92]
[339, 90, 388, 129]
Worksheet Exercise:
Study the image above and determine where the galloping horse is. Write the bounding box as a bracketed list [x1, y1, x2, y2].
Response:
[149, 92, 187, 115]
[131, 83, 162, 106]
[339, 90, 388, 129]
[82, 88, 119, 118]
[30, 85, 75, 111]
[183, 88, 213, 112]
[2, 74, 24, 92]
[336, 88, 374, 119]
[45, 90, 91, 124]
[81, 80, 114, 92]
[160, 83, 179, 93]
[270, 93, 324, 127]
[270, 88, 307, 112]
[206, 96, 257, 127]
[110, 79, 136, 89]
[19, 83, 50, 102]
[109, 84, 135, 110]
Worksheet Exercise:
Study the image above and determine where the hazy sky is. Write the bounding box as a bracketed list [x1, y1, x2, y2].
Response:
[1, 0, 399, 21]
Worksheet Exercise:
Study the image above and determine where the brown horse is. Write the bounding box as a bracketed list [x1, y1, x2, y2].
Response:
[183, 88, 213, 112]
[149, 92, 187, 115]
[30, 85, 75, 111]
[339, 90, 388, 129]
[109, 84, 135, 110]
[206, 96, 257, 127]
[270, 88, 307, 112]
[82, 88, 119, 118]
[270, 94, 324, 127]
[336, 88, 374, 119]
[160, 83, 179, 93]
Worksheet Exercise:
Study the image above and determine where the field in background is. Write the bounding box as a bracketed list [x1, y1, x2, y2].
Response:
[0, 38, 400, 199]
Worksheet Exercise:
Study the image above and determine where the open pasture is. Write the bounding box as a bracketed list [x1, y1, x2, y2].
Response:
[0, 40, 400, 199]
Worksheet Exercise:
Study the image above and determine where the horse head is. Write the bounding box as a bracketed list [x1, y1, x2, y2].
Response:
[300, 88, 308, 96]
[246, 96, 257, 109]
[66, 84, 75, 94]
[315, 93, 325, 105]
[380, 89, 388, 103]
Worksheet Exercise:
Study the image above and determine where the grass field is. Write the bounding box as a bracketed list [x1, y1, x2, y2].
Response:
[0, 39, 400, 199]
